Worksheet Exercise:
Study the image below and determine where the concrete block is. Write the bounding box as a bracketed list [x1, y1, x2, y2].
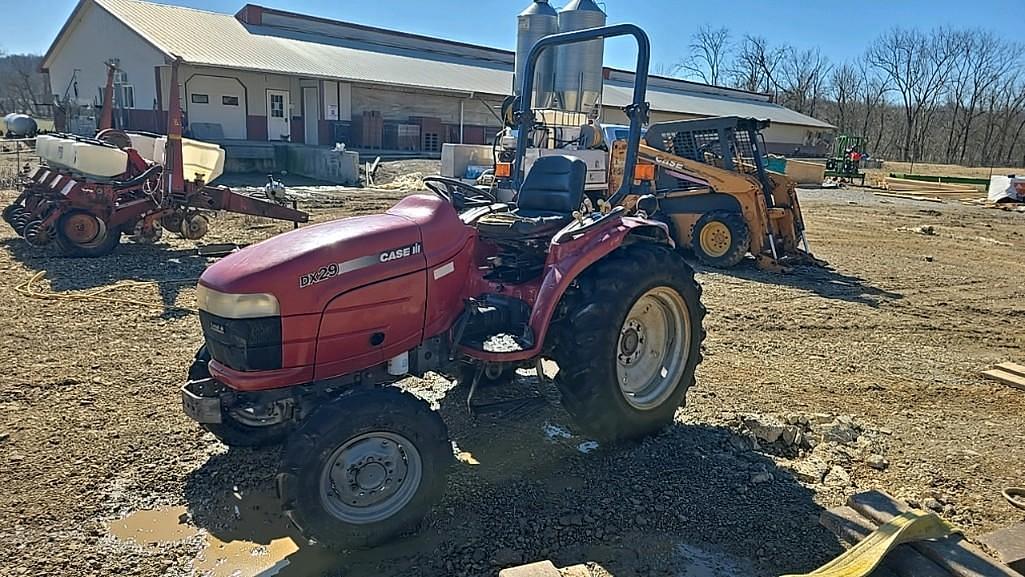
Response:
[498, 560, 561, 577]
[285, 146, 360, 185]
[978, 522, 1025, 574]
[441, 143, 493, 179]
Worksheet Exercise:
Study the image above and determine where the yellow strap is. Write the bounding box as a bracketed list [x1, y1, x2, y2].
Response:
[781, 510, 958, 577]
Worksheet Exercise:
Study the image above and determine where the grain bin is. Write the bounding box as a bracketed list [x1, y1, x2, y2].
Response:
[554, 0, 606, 113]
[515, 0, 559, 108]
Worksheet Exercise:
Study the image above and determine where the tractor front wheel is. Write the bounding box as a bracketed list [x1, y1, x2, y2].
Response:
[188, 346, 293, 448]
[277, 387, 450, 550]
[55, 210, 121, 257]
[551, 243, 705, 442]
[690, 211, 750, 268]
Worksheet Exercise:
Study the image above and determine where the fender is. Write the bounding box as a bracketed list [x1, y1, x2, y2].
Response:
[466, 215, 672, 362]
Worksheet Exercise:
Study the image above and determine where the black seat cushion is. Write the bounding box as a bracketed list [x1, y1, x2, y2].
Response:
[476, 155, 586, 239]
[516, 155, 587, 217]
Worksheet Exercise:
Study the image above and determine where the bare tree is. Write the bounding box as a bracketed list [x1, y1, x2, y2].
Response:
[867, 27, 957, 162]
[730, 34, 785, 97]
[777, 47, 831, 116]
[829, 62, 862, 132]
[679, 25, 731, 86]
[0, 53, 47, 116]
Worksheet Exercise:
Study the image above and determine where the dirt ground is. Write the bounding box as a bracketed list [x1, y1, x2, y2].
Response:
[0, 161, 1023, 577]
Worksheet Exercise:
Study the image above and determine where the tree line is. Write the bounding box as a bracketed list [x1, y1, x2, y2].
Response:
[0, 53, 48, 118]
[666, 25, 1025, 167]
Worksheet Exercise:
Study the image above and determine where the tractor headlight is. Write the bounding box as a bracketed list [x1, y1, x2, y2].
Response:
[196, 284, 280, 319]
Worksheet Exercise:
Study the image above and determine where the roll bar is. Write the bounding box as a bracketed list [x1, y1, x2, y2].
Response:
[513, 23, 651, 206]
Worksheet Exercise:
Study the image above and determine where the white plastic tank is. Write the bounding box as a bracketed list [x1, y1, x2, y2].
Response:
[127, 132, 159, 162]
[554, 0, 606, 113]
[152, 136, 167, 166]
[35, 135, 57, 164]
[181, 137, 225, 183]
[52, 138, 77, 169]
[72, 141, 129, 179]
[515, 0, 559, 108]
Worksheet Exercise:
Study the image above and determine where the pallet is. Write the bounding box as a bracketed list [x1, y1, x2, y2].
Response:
[821, 490, 1024, 577]
[981, 363, 1025, 391]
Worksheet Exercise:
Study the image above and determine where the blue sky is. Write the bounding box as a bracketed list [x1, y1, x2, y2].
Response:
[5, 0, 1023, 72]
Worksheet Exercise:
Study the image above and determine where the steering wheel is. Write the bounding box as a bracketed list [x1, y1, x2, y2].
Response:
[423, 176, 498, 211]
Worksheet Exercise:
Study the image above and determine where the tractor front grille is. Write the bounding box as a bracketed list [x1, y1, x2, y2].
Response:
[199, 310, 282, 372]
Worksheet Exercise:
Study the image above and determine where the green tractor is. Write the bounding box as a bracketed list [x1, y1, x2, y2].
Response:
[825, 134, 867, 186]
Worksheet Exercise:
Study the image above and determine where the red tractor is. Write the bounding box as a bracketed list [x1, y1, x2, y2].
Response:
[182, 25, 705, 549]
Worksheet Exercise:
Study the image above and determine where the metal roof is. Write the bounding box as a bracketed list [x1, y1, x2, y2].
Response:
[85, 0, 832, 129]
[92, 0, 513, 95]
[602, 83, 834, 129]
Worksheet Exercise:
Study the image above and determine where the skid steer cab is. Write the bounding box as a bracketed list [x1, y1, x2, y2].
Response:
[181, 24, 706, 551]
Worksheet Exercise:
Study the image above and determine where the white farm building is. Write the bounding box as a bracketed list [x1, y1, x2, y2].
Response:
[42, 0, 834, 155]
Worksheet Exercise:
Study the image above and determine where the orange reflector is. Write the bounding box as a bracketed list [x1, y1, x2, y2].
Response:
[633, 163, 655, 181]
[495, 162, 512, 178]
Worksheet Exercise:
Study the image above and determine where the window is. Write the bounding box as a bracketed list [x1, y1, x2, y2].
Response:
[222, 95, 239, 106]
[119, 85, 135, 109]
[191, 93, 209, 104]
[270, 94, 284, 118]
[423, 132, 440, 153]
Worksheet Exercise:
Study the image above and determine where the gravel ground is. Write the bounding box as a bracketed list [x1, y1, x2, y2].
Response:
[0, 165, 1023, 577]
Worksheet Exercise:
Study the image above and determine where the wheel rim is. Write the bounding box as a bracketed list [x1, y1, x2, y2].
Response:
[319, 431, 423, 525]
[63, 213, 107, 247]
[616, 286, 691, 410]
[699, 221, 732, 258]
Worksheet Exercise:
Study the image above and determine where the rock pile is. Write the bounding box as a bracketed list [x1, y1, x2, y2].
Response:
[720, 412, 891, 487]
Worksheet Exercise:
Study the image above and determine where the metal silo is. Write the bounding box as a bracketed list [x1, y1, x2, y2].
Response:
[554, 0, 606, 112]
[515, 0, 559, 108]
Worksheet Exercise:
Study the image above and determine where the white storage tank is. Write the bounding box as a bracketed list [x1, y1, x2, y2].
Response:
[52, 138, 77, 169]
[152, 136, 167, 166]
[181, 137, 225, 183]
[35, 135, 57, 165]
[127, 132, 159, 162]
[72, 141, 129, 179]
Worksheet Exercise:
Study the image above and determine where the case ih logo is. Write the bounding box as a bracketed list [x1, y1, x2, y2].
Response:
[299, 242, 423, 288]
[379, 242, 421, 263]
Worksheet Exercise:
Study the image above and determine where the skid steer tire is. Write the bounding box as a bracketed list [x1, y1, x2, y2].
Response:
[277, 387, 450, 550]
[551, 243, 705, 442]
[690, 211, 750, 268]
[188, 346, 292, 448]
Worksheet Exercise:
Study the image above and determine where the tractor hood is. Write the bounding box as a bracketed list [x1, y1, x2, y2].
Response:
[199, 194, 463, 316]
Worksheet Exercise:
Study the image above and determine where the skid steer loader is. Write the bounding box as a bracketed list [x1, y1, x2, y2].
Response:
[609, 116, 822, 270]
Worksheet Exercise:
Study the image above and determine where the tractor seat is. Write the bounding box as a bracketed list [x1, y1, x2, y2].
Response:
[476, 155, 586, 239]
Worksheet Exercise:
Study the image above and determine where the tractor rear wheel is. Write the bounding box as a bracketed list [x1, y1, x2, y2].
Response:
[277, 387, 450, 550]
[690, 211, 750, 268]
[551, 243, 705, 442]
[55, 210, 121, 257]
[187, 345, 292, 448]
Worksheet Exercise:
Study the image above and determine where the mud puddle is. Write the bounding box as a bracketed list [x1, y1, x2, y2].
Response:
[106, 489, 338, 577]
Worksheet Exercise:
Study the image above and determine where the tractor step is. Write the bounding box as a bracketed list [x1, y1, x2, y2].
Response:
[457, 294, 534, 353]
[469, 395, 548, 419]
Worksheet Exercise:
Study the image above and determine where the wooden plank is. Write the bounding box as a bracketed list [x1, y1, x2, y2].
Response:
[848, 491, 1024, 577]
[979, 523, 1025, 575]
[820, 506, 950, 577]
[995, 363, 1025, 378]
[874, 192, 946, 203]
[982, 369, 1025, 391]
